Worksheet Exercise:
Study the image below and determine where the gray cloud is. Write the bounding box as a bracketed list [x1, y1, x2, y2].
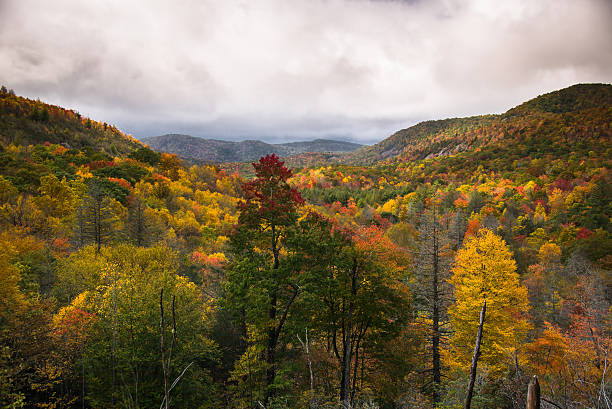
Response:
[1, 0, 611, 143]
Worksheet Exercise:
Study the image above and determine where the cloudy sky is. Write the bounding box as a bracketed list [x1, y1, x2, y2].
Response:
[1, 0, 611, 144]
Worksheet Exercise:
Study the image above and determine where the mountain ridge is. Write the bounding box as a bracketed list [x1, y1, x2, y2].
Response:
[348, 83, 612, 164]
[141, 134, 363, 163]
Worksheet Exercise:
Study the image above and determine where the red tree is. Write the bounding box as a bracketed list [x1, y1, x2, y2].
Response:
[232, 154, 305, 403]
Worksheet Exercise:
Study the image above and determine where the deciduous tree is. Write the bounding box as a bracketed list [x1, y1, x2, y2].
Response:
[446, 229, 530, 375]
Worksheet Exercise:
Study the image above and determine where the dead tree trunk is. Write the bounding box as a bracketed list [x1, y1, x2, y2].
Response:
[160, 289, 169, 409]
[297, 328, 314, 393]
[160, 289, 176, 409]
[526, 376, 540, 409]
[431, 216, 441, 405]
[465, 300, 486, 409]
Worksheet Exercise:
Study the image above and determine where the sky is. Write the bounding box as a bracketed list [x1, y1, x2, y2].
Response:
[1, 0, 611, 144]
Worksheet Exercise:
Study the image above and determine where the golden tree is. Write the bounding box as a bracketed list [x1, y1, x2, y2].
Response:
[446, 228, 531, 374]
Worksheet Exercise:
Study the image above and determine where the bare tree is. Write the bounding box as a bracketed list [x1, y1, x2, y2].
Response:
[413, 204, 454, 405]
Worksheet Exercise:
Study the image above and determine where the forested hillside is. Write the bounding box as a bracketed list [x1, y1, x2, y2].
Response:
[0, 84, 609, 409]
[0, 86, 143, 155]
[352, 83, 611, 163]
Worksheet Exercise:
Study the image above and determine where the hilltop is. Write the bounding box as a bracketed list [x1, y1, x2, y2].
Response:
[141, 133, 363, 162]
[0, 86, 143, 156]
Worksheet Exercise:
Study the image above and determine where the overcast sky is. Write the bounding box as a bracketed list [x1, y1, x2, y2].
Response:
[1, 0, 611, 144]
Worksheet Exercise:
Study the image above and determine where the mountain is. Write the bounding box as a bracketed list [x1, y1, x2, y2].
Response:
[141, 134, 363, 162]
[0, 86, 143, 156]
[350, 83, 612, 164]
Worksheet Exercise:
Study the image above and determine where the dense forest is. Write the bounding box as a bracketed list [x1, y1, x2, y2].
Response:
[0, 84, 610, 409]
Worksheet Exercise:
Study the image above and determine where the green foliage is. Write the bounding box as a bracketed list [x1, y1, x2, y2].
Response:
[56, 245, 219, 408]
[129, 146, 161, 165]
[91, 162, 149, 186]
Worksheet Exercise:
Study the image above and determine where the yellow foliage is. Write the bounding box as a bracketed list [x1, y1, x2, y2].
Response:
[538, 242, 561, 265]
[548, 188, 566, 216]
[565, 185, 589, 208]
[523, 180, 537, 194]
[380, 198, 398, 214]
[76, 166, 93, 179]
[533, 203, 547, 225]
[446, 228, 531, 374]
[457, 184, 472, 194]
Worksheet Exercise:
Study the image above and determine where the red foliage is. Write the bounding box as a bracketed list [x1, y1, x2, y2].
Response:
[54, 308, 95, 338]
[51, 237, 71, 257]
[107, 177, 131, 189]
[152, 173, 170, 182]
[371, 213, 391, 229]
[521, 204, 533, 214]
[87, 160, 116, 170]
[576, 227, 594, 240]
[552, 177, 573, 192]
[238, 154, 304, 227]
[192, 251, 226, 269]
[513, 234, 526, 243]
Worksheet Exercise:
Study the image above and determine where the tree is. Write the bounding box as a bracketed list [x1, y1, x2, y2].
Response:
[446, 229, 530, 375]
[225, 154, 304, 404]
[294, 217, 410, 406]
[33, 174, 78, 240]
[413, 204, 454, 405]
[74, 179, 123, 252]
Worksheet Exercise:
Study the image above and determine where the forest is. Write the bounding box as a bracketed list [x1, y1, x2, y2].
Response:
[0, 84, 610, 409]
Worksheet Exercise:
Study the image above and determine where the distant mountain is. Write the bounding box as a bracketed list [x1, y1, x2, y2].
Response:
[349, 83, 612, 164]
[0, 86, 143, 156]
[141, 134, 363, 162]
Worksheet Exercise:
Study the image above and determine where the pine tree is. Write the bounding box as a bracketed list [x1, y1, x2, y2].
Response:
[74, 179, 120, 252]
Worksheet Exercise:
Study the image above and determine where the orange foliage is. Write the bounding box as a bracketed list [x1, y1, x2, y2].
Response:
[464, 218, 480, 239]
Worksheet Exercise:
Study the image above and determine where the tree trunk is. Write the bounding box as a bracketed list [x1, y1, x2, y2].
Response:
[465, 300, 486, 409]
[340, 259, 358, 406]
[264, 290, 277, 404]
[526, 376, 540, 409]
[340, 309, 352, 407]
[297, 328, 314, 393]
[160, 289, 169, 409]
[111, 265, 117, 408]
[95, 199, 102, 253]
[432, 216, 441, 405]
[264, 223, 279, 405]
